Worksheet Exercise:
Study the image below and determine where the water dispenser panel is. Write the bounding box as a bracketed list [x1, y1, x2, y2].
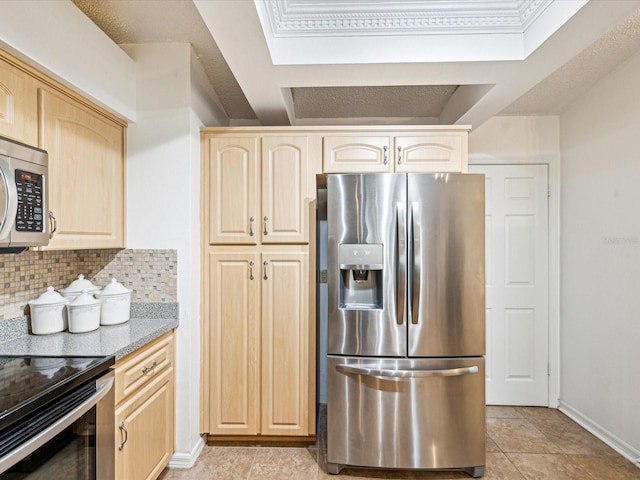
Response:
[338, 244, 383, 270]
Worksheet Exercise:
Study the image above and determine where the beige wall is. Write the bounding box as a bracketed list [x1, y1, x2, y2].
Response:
[469, 115, 560, 159]
[560, 49, 640, 461]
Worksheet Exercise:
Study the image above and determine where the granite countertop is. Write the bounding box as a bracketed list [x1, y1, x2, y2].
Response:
[0, 303, 179, 360]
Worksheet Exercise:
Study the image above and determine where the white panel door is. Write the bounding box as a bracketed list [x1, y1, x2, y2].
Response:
[469, 164, 549, 405]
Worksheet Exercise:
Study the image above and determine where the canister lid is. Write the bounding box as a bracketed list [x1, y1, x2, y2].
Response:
[68, 289, 100, 307]
[60, 274, 100, 294]
[30, 286, 68, 306]
[98, 278, 132, 296]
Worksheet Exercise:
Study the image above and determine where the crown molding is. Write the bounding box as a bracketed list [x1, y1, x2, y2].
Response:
[262, 0, 552, 37]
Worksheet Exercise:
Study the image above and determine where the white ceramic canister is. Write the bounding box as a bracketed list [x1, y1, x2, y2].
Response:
[58, 274, 101, 300]
[29, 286, 69, 335]
[67, 289, 101, 334]
[95, 278, 132, 325]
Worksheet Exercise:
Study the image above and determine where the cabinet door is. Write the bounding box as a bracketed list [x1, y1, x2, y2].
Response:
[206, 250, 260, 435]
[323, 135, 391, 173]
[206, 137, 259, 245]
[39, 88, 125, 249]
[0, 59, 38, 145]
[115, 367, 174, 480]
[261, 250, 309, 435]
[395, 133, 465, 173]
[261, 136, 308, 244]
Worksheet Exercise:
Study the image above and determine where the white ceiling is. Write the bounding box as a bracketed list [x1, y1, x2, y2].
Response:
[72, 0, 640, 129]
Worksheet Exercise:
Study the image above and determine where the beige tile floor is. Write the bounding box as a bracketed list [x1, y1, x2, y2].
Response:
[158, 406, 640, 480]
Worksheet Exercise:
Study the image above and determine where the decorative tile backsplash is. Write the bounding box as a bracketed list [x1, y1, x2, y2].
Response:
[0, 249, 177, 320]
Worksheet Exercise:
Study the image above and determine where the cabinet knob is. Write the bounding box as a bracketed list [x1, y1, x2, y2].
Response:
[263, 260, 269, 280]
[141, 360, 157, 374]
[263, 216, 269, 236]
[249, 217, 255, 237]
[249, 261, 255, 280]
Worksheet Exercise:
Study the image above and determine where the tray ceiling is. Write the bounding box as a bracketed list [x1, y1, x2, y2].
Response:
[72, 0, 640, 128]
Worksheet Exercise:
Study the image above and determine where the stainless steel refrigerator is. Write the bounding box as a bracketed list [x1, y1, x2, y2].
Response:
[326, 173, 485, 477]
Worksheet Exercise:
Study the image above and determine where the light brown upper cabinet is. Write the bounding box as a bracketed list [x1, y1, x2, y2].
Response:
[206, 137, 259, 245]
[322, 135, 391, 173]
[1, 48, 127, 250]
[39, 88, 126, 249]
[323, 131, 468, 173]
[204, 134, 310, 245]
[0, 57, 38, 146]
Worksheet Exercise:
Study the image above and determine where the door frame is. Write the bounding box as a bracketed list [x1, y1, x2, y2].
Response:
[469, 154, 560, 408]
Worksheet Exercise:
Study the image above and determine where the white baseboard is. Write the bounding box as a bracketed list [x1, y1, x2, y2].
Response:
[558, 400, 640, 468]
[168, 436, 205, 469]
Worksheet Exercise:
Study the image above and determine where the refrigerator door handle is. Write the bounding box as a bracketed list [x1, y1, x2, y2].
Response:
[336, 364, 479, 378]
[396, 203, 406, 325]
[407, 202, 413, 324]
[411, 202, 421, 325]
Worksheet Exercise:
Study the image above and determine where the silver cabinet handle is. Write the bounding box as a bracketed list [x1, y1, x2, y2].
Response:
[397, 146, 402, 165]
[336, 364, 478, 379]
[383, 145, 388, 165]
[249, 261, 255, 280]
[118, 421, 128, 450]
[249, 217, 255, 237]
[263, 216, 269, 236]
[396, 203, 406, 326]
[48, 210, 57, 238]
[141, 360, 157, 374]
[263, 260, 268, 280]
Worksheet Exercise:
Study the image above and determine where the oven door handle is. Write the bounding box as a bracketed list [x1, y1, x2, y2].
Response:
[0, 375, 114, 474]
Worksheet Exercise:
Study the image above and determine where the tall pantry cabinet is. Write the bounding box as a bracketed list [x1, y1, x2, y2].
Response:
[201, 130, 318, 439]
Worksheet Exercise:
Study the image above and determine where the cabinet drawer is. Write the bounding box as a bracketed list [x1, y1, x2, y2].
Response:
[115, 332, 174, 404]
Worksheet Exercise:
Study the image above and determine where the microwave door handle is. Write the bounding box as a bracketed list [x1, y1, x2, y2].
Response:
[396, 203, 406, 325]
[411, 202, 421, 325]
[0, 160, 18, 241]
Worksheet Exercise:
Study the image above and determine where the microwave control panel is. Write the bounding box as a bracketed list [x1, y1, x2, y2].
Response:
[15, 169, 44, 232]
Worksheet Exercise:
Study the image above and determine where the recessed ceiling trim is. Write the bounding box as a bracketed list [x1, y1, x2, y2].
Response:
[262, 0, 552, 37]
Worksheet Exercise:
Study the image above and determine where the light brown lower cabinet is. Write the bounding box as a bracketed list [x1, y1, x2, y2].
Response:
[203, 246, 314, 439]
[114, 332, 175, 480]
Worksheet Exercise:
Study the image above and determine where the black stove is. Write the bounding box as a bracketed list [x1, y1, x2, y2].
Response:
[0, 355, 115, 467]
[0, 356, 114, 430]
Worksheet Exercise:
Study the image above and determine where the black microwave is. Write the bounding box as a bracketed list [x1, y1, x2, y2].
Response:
[0, 135, 49, 251]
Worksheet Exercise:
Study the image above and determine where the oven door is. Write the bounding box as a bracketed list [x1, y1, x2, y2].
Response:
[0, 372, 114, 479]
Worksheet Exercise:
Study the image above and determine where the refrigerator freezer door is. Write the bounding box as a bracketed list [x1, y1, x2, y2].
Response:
[407, 173, 485, 357]
[327, 174, 407, 357]
[327, 355, 485, 474]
